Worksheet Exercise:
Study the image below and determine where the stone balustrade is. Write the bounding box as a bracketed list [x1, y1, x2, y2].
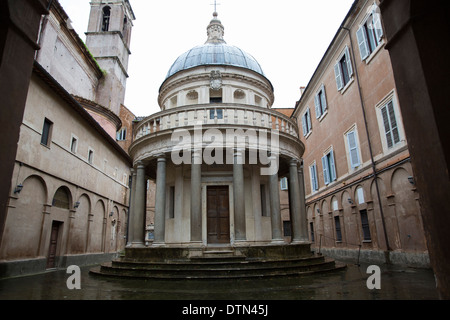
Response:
[134, 104, 299, 141]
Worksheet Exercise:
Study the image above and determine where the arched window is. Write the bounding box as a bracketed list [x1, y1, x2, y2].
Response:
[102, 6, 111, 32]
[52, 187, 70, 209]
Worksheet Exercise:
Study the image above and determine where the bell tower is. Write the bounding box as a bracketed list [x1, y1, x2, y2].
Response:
[85, 0, 135, 116]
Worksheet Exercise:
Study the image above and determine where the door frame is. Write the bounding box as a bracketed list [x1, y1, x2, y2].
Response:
[202, 182, 234, 246]
[46, 220, 63, 269]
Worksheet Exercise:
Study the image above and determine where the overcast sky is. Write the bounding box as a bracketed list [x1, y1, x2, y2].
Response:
[58, 0, 354, 117]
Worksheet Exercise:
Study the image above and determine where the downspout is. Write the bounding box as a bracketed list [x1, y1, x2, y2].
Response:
[35, 0, 54, 60]
[342, 26, 392, 262]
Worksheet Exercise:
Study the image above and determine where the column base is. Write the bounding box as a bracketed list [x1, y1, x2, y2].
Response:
[151, 241, 167, 247]
[128, 242, 146, 248]
[270, 239, 285, 244]
[291, 239, 311, 245]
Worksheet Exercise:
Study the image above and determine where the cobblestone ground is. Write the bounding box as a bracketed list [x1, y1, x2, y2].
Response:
[0, 261, 438, 300]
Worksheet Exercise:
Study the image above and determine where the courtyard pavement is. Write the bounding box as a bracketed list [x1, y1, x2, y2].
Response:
[0, 260, 439, 300]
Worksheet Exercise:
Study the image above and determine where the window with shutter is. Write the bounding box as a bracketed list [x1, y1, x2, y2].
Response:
[346, 130, 361, 168]
[334, 63, 343, 91]
[335, 47, 353, 92]
[357, 26, 370, 61]
[322, 156, 329, 186]
[329, 150, 337, 181]
[356, 4, 384, 62]
[322, 150, 337, 185]
[381, 100, 400, 149]
[301, 109, 312, 137]
[314, 86, 328, 119]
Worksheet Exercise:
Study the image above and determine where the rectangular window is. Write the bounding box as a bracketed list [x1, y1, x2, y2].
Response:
[88, 149, 94, 164]
[70, 136, 78, 153]
[280, 177, 288, 191]
[360, 209, 371, 241]
[356, 5, 384, 61]
[310, 163, 319, 192]
[334, 216, 342, 242]
[41, 118, 53, 147]
[310, 222, 315, 243]
[322, 149, 337, 185]
[314, 85, 328, 119]
[301, 108, 312, 136]
[346, 129, 361, 168]
[334, 47, 353, 91]
[381, 100, 400, 149]
[116, 128, 127, 141]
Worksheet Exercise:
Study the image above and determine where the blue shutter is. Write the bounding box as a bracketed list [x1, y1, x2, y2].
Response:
[372, 6, 384, 41]
[334, 63, 343, 91]
[356, 26, 370, 61]
[320, 85, 327, 111]
[310, 164, 318, 191]
[314, 93, 321, 118]
[322, 155, 330, 185]
[345, 46, 353, 77]
[301, 114, 307, 136]
[306, 109, 312, 133]
[381, 105, 393, 148]
[329, 150, 337, 181]
[347, 131, 361, 168]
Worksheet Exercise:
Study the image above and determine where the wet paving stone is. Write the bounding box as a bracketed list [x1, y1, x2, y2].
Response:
[0, 261, 439, 300]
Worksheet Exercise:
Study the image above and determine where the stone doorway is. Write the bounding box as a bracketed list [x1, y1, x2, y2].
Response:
[207, 186, 230, 244]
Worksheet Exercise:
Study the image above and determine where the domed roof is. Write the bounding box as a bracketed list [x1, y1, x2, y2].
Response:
[165, 12, 265, 80]
[166, 43, 265, 79]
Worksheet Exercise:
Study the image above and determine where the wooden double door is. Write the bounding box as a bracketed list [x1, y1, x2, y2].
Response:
[207, 186, 230, 244]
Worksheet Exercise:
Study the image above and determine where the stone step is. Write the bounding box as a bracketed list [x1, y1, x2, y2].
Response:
[112, 254, 325, 269]
[92, 257, 342, 280]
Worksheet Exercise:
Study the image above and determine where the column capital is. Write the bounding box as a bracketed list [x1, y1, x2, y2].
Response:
[290, 158, 300, 167]
[156, 156, 166, 163]
[136, 161, 145, 169]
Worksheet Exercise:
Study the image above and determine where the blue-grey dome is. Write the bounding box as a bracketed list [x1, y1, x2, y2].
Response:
[166, 43, 265, 79]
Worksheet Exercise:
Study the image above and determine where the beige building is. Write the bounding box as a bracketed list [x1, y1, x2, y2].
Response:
[292, 0, 429, 266]
[0, 0, 135, 278]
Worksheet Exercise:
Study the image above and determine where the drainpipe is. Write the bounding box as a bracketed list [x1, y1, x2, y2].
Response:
[341, 26, 392, 262]
[35, 0, 54, 60]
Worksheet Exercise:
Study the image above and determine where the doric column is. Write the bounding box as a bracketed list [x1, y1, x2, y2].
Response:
[154, 156, 167, 245]
[190, 151, 202, 242]
[126, 168, 136, 247]
[297, 162, 309, 241]
[233, 149, 246, 241]
[289, 159, 307, 242]
[269, 167, 283, 242]
[131, 162, 146, 247]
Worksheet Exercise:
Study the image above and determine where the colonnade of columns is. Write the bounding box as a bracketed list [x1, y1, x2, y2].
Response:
[126, 155, 309, 247]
